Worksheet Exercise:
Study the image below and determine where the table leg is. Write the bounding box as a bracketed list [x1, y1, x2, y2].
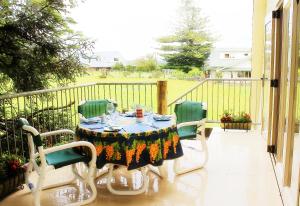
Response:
[147, 165, 166, 179]
[106, 164, 149, 195]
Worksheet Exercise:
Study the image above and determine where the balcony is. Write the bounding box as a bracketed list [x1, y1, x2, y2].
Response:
[0, 128, 282, 206]
[0, 79, 282, 205]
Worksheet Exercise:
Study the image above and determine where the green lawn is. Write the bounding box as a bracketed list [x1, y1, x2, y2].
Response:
[72, 71, 198, 104]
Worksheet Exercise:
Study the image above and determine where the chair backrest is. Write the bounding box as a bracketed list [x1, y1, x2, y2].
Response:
[17, 118, 43, 155]
[78, 99, 117, 118]
[174, 101, 207, 135]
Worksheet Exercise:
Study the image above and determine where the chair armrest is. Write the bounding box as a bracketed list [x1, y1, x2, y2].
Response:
[40, 129, 75, 138]
[43, 141, 97, 163]
[177, 119, 206, 129]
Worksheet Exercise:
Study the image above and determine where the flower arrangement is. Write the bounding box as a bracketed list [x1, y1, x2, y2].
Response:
[220, 112, 252, 130]
[0, 153, 25, 181]
[0, 153, 25, 199]
[220, 111, 251, 123]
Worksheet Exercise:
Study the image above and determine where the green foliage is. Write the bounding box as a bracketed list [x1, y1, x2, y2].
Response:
[0, 153, 25, 180]
[157, 0, 213, 73]
[215, 70, 223, 78]
[187, 67, 204, 77]
[0, 0, 94, 92]
[112, 62, 125, 71]
[220, 111, 251, 123]
[125, 65, 136, 71]
[135, 55, 159, 72]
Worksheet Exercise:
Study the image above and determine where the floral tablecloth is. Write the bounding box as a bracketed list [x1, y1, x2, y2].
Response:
[76, 116, 183, 170]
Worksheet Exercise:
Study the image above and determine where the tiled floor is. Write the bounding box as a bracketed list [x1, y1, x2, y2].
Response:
[0, 128, 283, 206]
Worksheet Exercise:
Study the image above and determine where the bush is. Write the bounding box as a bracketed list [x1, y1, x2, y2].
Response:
[187, 67, 204, 78]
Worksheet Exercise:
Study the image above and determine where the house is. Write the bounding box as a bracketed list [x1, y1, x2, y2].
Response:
[83, 51, 125, 72]
[206, 48, 252, 78]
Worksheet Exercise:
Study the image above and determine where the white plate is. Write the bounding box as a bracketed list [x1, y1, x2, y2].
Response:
[104, 126, 122, 132]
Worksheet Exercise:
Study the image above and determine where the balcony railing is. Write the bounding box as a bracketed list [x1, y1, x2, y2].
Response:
[168, 78, 262, 124]
[0, 78, 262, 158]
[0, 82, 157, 158]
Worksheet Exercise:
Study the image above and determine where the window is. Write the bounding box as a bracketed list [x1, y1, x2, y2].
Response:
[114, 58, 119, 61]
[224, 53, 230, 58]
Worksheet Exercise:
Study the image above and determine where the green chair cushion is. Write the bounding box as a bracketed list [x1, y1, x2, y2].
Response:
[46, 148, 90, 169]
[175, 101, 205, 140]
[178, 126, 197, 140]
[78, 100, 109, 119]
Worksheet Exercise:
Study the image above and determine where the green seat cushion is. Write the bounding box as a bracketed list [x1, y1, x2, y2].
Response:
[78, 100, 109, 119]
[46, 148, 90, 169]
[178, 126, 197, 139]
[175, 101, 205, 140]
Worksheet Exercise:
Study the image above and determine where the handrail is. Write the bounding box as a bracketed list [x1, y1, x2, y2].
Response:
[206, 78, 261, 81]
[168, 78, 262, 107]
[0, 82, 157, 100]
[168, 79, 207, 106]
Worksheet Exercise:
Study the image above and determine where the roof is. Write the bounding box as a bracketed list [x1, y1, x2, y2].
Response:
[206, 48, 252, 72]
[82, 51, 125, 68]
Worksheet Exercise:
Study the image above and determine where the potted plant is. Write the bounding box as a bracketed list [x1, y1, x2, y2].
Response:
[0, 153, 25, 199]
[220, 112, 252, 130]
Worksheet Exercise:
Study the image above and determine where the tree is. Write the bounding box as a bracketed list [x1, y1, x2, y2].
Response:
[157, 0, 213, 73]
[135, 55, 159, 72]
[0, 0, 94, 93]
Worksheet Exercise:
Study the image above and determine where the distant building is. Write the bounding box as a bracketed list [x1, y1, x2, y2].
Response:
[83, 51, 125, 72]
[206, 48, 252, 78]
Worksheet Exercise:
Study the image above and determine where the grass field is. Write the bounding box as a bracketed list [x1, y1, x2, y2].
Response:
[71, 71, 198, 104]
[71, 72, 261, 122]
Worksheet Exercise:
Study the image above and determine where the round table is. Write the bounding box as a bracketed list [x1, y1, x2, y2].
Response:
[76, 114, 183, 170]
[76, 114, 183, 195]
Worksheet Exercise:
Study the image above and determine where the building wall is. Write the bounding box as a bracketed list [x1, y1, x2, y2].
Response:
[252, 0, 300, 205]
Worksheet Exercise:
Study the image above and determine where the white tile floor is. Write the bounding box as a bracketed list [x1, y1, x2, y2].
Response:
[0, 128, 283, 206]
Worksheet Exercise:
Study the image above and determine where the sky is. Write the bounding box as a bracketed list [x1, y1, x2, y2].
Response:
[70, 0, 253, 60]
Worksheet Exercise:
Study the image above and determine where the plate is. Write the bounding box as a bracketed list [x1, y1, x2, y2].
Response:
[124, 112, 136, 117]
[104, 126, 122, 132]
[153, 115, 171, 121]
[80, 117, 102, 124]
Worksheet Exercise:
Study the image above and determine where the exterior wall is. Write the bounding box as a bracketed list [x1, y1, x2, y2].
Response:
[253, 0, 300, 205]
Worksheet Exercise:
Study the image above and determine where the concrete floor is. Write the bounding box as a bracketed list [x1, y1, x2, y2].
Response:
[0, 128, 283, 206]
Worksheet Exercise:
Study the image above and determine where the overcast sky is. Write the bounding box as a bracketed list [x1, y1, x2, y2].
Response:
[71, 0, 253, 60]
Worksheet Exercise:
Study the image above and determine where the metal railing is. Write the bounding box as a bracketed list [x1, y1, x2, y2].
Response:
[0, 82, 157, 157]
[168, 78, 262, 124]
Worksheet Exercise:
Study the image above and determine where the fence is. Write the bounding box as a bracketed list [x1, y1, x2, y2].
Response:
[0, 78, 263, 157]
[0, 82, 157, 157]
[168, 78, 262, 125]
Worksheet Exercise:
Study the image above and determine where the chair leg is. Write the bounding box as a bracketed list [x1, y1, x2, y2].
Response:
[106, 164, 149, 195]
[174, 132, 208, 175]
[64, 162, 97, 206]
[32, 170, 46, 206]
[25, 161, 34, 190]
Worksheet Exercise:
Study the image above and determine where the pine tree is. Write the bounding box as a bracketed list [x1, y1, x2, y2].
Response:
[157, 0, 213, 73]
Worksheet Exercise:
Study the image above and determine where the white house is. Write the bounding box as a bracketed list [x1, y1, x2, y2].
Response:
[83, 51, 125, 71]
[206, 48, 252, 78]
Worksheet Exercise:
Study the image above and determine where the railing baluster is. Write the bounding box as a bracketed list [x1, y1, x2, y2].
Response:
[138, 85, 141, 104]
[126, 85, 129, 109]
[3, 100, 10, 154]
